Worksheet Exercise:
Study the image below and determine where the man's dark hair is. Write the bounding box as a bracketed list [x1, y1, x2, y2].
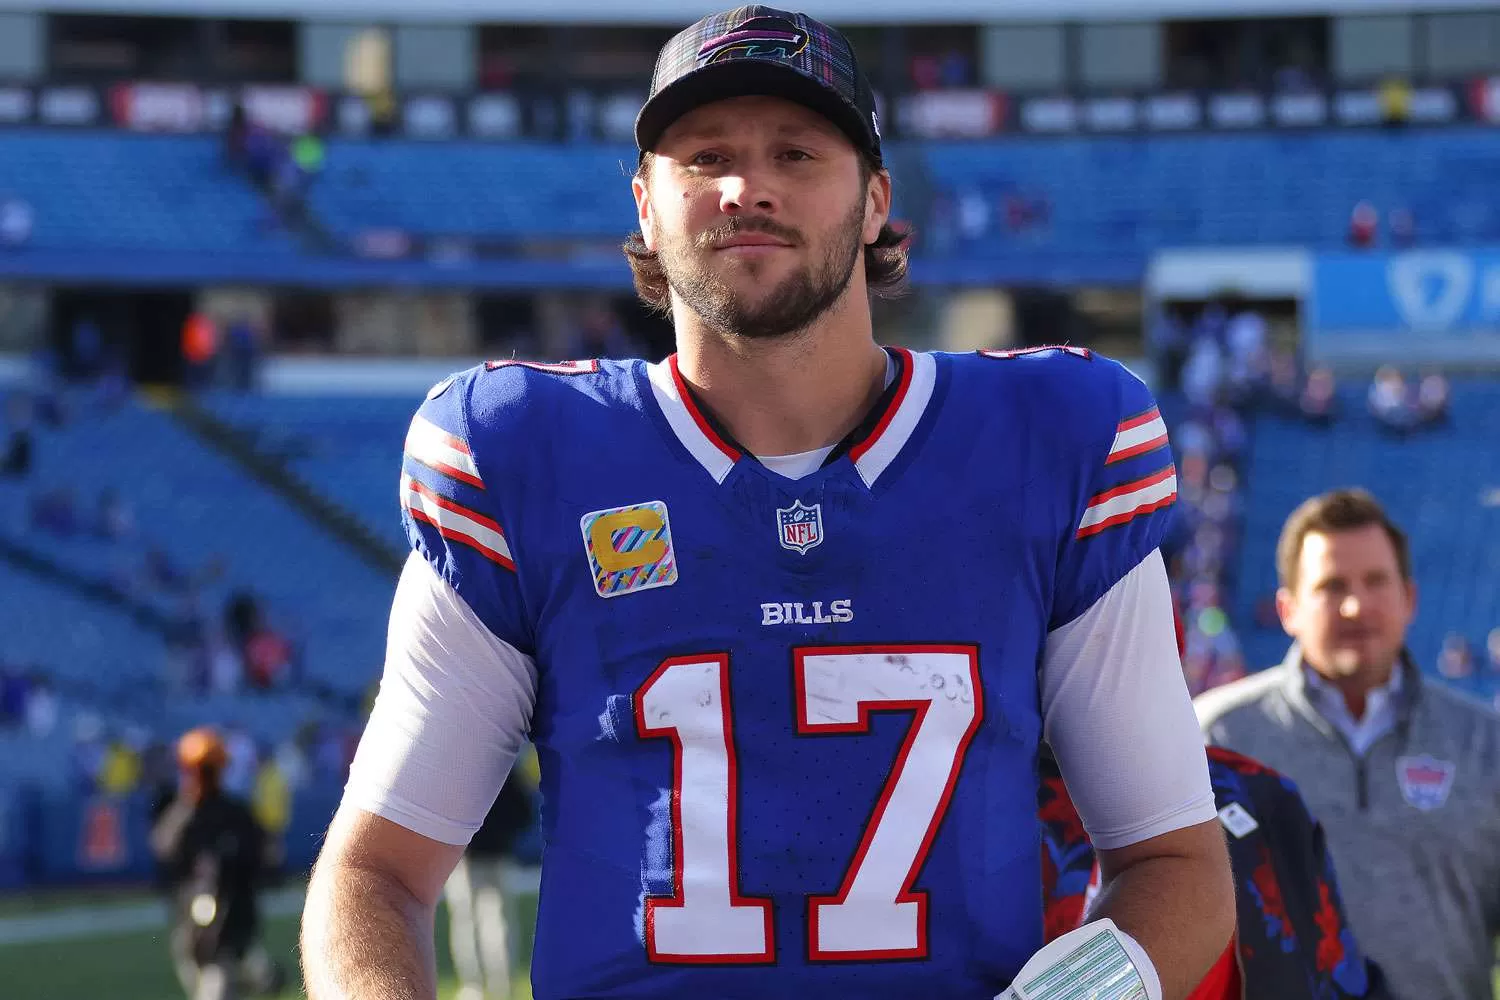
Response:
[621, 152, 910, 313]
[1276, 487, 1412, 590]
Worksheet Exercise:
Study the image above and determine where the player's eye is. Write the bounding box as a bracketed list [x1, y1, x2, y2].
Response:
[690, 151, 727, 167]
[780, 149, 814, 162]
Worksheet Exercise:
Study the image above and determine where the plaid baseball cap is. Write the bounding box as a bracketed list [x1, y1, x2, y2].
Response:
[635, 6, 882, 165]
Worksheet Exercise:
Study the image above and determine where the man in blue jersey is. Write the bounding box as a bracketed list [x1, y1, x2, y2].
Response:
[301, 8, 1234, 1000]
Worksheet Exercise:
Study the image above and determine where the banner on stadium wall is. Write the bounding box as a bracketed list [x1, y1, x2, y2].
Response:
[109, 82, 327, 134]
[0, 76, 1486, 141]
[1014, 84, 1461, 136]
[1306, 249, 1500, 365]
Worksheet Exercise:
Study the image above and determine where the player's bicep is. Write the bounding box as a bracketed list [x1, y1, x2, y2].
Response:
[344, 553, 537, 847]
[1042, 549, 1216, 850]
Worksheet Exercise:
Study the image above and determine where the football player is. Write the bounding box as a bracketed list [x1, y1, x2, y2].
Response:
[301, 7, 1234, 999]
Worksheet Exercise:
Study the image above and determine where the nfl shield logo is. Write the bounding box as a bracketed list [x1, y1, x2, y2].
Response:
[1396, 754, 1456, 811]
[776, 499, 824, 555]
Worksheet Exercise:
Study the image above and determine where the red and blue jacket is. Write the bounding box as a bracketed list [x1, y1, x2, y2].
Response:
[1040, 746, 1394, 1000]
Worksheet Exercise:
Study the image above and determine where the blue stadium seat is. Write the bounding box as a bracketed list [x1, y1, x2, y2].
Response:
[0, 129, 300, 256]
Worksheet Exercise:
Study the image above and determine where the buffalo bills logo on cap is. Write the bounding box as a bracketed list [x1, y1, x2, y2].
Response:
[698, 14, 809, 65]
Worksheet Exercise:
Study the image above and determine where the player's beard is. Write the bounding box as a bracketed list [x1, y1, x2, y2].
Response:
[658, 195, 866, 340]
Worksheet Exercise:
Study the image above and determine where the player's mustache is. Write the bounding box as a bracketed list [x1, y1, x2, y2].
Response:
[696, 217, 802, 248]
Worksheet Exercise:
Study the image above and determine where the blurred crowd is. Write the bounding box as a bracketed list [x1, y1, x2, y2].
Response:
[1150, 294, 1481, 699]
[1151, 297, 1264, 695]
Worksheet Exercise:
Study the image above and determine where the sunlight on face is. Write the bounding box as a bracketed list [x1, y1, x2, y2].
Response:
[1280, 524, 1416, 681]
[636, 96, 876, 340]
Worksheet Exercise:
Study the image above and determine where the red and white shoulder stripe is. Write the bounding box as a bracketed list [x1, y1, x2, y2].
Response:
[401, 474, 515, 570]
[1106, 406, 1169, 465]
[1076, 465, 1178, 539]
[405, 413, 485, 490]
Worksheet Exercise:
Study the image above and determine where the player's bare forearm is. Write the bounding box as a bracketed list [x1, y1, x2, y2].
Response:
[1090, 819, 1235, 1000]
[301, 858, 439, 1000]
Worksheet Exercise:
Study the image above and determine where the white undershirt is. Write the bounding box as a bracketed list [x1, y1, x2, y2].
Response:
[760, 445, 836, 479]
[346, 548, 1215, 851]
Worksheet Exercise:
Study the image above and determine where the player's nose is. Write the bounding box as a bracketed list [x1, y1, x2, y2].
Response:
[718, 168, 778, 217]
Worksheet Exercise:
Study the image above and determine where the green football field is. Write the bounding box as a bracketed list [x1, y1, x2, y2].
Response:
[0, 885, 1494, 999]
[0, 885, 538, 1000]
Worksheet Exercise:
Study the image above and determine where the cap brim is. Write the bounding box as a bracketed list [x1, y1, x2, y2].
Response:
[636, 60, 873, 162]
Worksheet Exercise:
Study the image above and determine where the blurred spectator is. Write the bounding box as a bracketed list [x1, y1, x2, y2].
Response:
[1389, 207, 1415, 248]
[1416, 372, 1450, 428]
[0, 422, 30, 477]
[1348, 201, 1378, 249]
[222, 726, 259, 798]
[151, 727, 270, 1000]
[25, 674, 57, 737]
[251, 747, 292, 874]
[244, 626, 292, 690]
[1379, 77, 1411, 127]
[206, 630, 244, 696]
[1224, 311, 1268, 402]
[70, 713, 107, 791]
[222, 314, 263, 392]
[275, 728, 312, 791]
[1148, 305, 1192, 391]
[181, 312, 220, 389]
[1299, 365, 1338, 424]
[143, 738, 179, 820]
[1488, 628, 1500, 675]
[0, 667, 27, 728]
[224, 103, 251, 169]
[98, 735, 143, 797]
[1267, 348, 1300, 413]
[226, 590, 262, 648]
[1181, 334, 1224, 409]
[1369, 366, 1419, 434]
[0, 194, 32, 248]
[69, 316, 105, 382]
[1438, 632, 1475, 680]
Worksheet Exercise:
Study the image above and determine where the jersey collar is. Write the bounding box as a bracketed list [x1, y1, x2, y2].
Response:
[644, 348, 937, 489]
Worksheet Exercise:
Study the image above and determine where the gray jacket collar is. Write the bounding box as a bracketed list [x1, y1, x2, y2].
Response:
[1276, 643, 1423, 742]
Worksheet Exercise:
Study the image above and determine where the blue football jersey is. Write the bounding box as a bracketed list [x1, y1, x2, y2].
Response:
[399, 347, 1177, 999]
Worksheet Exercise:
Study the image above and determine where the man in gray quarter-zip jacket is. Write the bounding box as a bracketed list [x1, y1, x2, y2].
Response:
[1195, 488, 1500, 1000]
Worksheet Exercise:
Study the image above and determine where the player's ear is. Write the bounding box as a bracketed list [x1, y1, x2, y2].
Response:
[863, 167, 891, 245]
[632, 171, 658, 252]
[1274, 586, 1298, 637]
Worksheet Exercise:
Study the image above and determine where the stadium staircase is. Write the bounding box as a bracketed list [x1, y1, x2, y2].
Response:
[160, 390, 403, 577]
[0, 534, 177, 638]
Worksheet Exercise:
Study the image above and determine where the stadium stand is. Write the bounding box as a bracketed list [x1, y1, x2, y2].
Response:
[2, 390, 391, 699]
[0, 130, 299, 256]
[3, 127, 1500, 267]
